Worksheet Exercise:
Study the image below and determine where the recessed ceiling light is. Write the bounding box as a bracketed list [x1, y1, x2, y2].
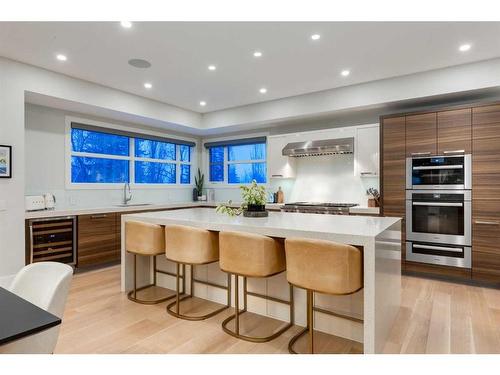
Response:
[120, 21, 132, 29]
[259, 88, 267, 94]
[253, 51, 263, 57]
[199, 101, 207, 107]
[311, 34, 321, 40]
[144, 82, 152, 89]
[56, 54, 67, 61]
[208, 65, 217, 71]
[459, 43, 471, 52]
[341, 70, 350, 77]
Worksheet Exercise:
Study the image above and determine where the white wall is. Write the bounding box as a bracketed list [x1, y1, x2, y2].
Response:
[0, 57, 200, 279]
[25, 104, 200, 207]
[208, 125, 379, 205]
[202, 58, 500, 131]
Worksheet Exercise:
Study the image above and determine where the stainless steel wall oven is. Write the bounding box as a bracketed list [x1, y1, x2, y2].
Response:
[405, 189, 472, 269]
[406, 154, 471, 190]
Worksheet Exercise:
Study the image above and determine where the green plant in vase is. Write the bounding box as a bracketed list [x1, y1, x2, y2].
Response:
[194, 168, 204, 201]
[216, 180, 268, 217]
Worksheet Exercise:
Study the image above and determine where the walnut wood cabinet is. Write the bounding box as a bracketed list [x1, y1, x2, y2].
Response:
[437, 108, 472, 154]
[472, 104, 500, 282]
[405, 112, 437, 156]
[77, 213, 119, 267]
[380, 116, 406, 264]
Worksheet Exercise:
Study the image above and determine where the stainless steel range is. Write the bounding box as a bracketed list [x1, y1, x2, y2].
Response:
[281, 202, 359, 215]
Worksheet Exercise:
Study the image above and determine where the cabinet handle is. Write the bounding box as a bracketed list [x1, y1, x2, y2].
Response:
[443, 150, 465, 154]
[474, 220, 499, 225]
[360, 172, 375, 175]
[271, 174, 283, 177]
[410, 152, 431, 156]
[90, 214, 108, 219]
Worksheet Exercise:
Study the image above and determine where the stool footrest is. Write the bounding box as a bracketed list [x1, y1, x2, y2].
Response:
[222, 309, 293, 343]
[127, 284, 176, 305]
[166, 294, 230, 321]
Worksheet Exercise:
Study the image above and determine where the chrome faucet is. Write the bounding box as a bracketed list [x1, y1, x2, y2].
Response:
[123, 183, 132, 205]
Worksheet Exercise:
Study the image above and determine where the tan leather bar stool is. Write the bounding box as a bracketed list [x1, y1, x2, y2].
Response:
[165, 224, 231, 321]
[285, 238, 363, 354]
[219, 231, 294, 342]
[126, 221, 175, 304]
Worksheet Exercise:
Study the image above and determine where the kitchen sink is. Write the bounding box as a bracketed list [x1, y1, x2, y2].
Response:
[114, 203, 153, 207]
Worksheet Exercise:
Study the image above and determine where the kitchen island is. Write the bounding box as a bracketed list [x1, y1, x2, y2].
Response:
[120, 208, 401, 353]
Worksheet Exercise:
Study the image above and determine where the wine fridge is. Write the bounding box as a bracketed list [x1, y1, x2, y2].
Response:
[27, 216, 76, 266]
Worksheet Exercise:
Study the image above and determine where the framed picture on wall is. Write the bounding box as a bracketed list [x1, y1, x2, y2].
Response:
[0, 145, 12, 178]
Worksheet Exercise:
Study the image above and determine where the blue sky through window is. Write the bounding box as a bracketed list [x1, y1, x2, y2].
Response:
[71, 128, 129, 156]
[135, 138, 176, 160]
[135, 161, 176, 184]
[71, 156, 129, 183]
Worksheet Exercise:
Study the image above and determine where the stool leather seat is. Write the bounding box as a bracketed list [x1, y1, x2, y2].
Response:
[165, 224, 219, 264]
[219, 231, 293, 343]
[285, 238, 362, 295]
[219, 231, 285, 277]
[285, 237, 363, 354]
[125, 221, 173, 305]
[164, 224, 230, 321]
[126, 221, 165, 256]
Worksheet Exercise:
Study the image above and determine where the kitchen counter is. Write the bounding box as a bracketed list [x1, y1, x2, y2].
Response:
[25, 202, 377, 219]
[121, 207, 401, 353]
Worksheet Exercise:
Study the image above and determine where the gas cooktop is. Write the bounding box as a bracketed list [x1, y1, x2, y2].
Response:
[283, 202, 359, 208]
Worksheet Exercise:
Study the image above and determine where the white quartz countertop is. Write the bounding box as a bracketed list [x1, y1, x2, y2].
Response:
[123, 207, 399, 240]
[25, 202, 378, 219]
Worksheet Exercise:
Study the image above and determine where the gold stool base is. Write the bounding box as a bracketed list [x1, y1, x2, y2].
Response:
[166, 263, 231, 321]
[128, 253, 178, 305]
[127, 284, 176, 305]
[222, 275, 294, 343]
[222, 308, 293, 343]
[166, 294, 230, 321]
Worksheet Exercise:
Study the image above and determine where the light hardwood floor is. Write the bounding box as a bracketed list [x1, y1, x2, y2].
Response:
[54, 265, 500, 354]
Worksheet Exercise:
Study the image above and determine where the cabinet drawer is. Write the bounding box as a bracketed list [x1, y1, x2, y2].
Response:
[78, 213, 118, 267]
[473, 200, 500, 255]
[472, 252, 500, 283]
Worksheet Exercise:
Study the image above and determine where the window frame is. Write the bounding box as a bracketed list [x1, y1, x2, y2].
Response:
[204, 135, 269, 187]
[65, 116, 195, 189]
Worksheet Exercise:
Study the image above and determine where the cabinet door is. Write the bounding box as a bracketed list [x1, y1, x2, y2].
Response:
[381, 116, 406, 218]
[78, 213, 117, 267]
[472, 104, 500, 282]
[472, 104, 500, 200]
[437, 108, 471, 154]
[405, 112, 437, 156]
[267, 135, 296, 178]
[472, 200, 500, 282]
[355, 125, 379, 177]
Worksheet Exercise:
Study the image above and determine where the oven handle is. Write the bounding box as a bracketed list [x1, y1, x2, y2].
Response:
[412, 165, 463, 170]
[413, 244, 464, 253]
[412, 202, 463, 207]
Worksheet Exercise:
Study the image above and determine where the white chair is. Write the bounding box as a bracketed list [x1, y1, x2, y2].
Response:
[0, 262, 73, 354]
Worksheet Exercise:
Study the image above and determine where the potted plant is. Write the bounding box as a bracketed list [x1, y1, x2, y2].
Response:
[194, 168, 205, 201]
[216, 180, 268, 217]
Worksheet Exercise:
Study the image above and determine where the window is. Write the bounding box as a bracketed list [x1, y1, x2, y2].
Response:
[134, 138, 176, 184]
[69, 124, 194, 185]
[207, 141, 267, 184]
[71, 128, 130, 183]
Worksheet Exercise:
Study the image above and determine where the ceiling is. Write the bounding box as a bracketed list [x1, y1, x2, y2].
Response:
[1, 22, 500, 113]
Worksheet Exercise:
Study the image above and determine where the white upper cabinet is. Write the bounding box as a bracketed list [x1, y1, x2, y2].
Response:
[267, 135, 296, 178]
[355, 124, 379, 177]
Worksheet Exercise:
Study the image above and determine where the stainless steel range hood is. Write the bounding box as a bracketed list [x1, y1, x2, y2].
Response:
[282, 137, 354, 157]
